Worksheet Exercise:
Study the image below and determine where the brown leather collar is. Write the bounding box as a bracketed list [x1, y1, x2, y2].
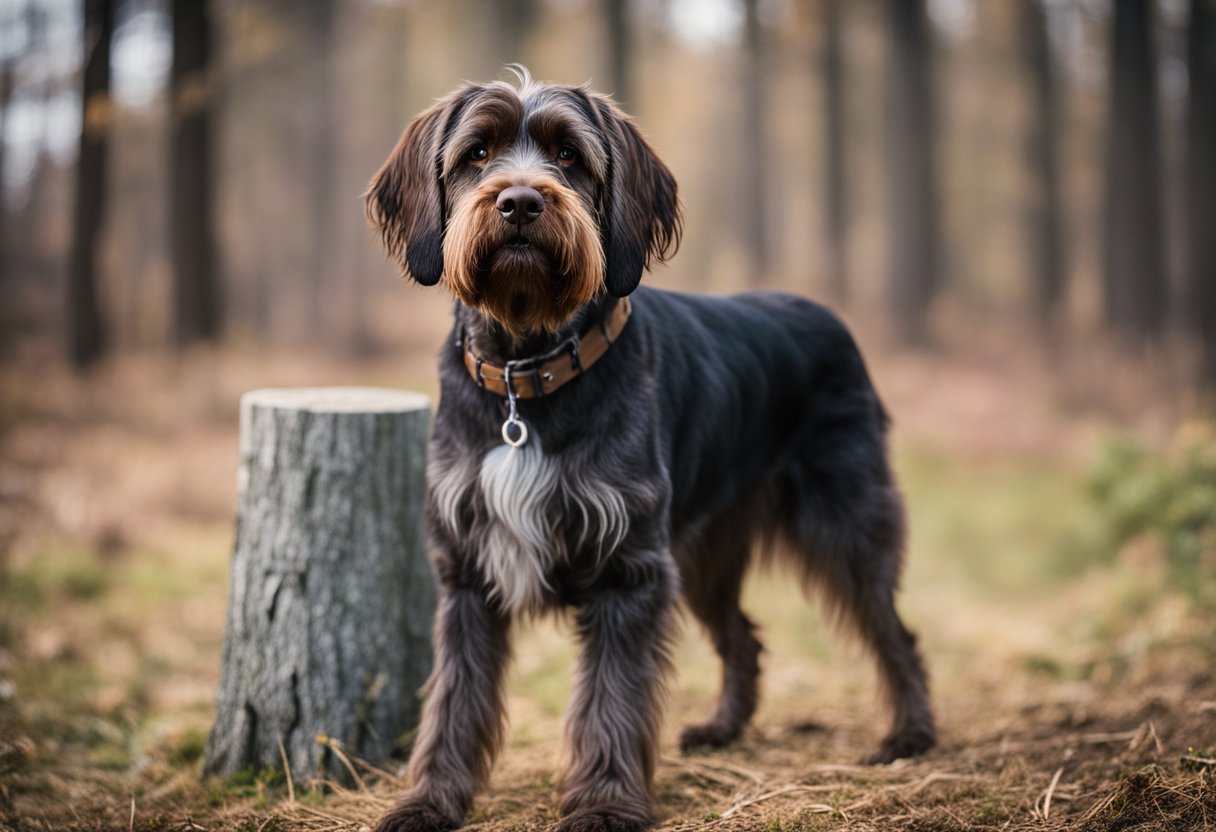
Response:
[462, 297, 632, 399]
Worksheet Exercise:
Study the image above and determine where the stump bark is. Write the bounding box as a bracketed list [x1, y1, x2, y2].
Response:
[204, 387, 434, 783]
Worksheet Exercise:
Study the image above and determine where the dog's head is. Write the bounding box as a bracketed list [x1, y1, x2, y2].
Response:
[366, 67, 682, 338]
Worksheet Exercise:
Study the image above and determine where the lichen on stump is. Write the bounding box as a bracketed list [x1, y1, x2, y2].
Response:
[204, 388, 434, 784]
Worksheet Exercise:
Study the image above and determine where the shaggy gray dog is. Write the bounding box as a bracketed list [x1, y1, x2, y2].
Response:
[365, 68, 934, 832]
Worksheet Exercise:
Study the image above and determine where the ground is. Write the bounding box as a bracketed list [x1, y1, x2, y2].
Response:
[1, 327, 1214, 831]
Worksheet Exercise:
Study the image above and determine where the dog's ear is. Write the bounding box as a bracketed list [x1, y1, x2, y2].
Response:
[366, 93, 466, 286]
[595, 98, 682, 297]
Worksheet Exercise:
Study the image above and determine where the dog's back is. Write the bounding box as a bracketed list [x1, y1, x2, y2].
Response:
[629, 287, 889, 538]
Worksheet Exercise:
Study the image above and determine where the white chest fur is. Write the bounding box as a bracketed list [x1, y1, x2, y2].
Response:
[430, 438, 629, 614]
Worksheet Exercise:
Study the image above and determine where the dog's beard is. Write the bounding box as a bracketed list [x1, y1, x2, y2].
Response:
[478, 244, 561, 334]
[444, 175, 605, 339]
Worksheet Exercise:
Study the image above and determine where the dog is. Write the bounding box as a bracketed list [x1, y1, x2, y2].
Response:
[365, 67, 934, 832]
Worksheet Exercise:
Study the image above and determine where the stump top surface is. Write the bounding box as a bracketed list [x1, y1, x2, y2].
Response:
[242, 387, 430, 414]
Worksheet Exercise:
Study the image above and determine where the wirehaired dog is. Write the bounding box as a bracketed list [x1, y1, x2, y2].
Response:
[366, 68, 934, 832]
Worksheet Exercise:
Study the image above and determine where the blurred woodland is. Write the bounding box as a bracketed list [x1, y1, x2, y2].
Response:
[0, 0, 1213, 400]
[4, 2, 1216, 831]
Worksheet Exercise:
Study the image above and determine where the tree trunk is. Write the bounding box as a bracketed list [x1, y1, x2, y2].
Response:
[821, 0, 847, 302]
[742, 0, 769, 284]
[171, 0, 222, 344]
[1102, 0, 1166, 342]
[205, 388, 435, 784]
[883, 0, 939, 345]
[605, 0, 632, 109]
[1188, 0, 1216, 389]
[306, 0, 337, 337]
[68, 0, 114, 369]
[494, 0, 537, 66]
[0, 55, 12, 282]
[1020, 0, 1065, 324]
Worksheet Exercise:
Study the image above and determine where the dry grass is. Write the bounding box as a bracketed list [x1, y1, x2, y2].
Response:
[1, 340, 1214, 831]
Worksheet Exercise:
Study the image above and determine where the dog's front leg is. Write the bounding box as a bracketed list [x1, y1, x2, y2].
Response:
[559, 562, 676, 832]
[375, 586, 510, 832]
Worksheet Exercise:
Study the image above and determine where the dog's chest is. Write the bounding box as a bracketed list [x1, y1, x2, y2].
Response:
[429, 440, 628, 614]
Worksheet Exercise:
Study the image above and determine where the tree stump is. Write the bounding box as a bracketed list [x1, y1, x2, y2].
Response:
[204, 387, 434, 784]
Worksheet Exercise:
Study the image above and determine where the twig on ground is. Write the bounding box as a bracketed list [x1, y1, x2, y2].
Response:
[1148, 721, 1163, 756]
[664, 756, 765, 785]
[1038, 766, 1064, 822]
[128, 796, 135, 832]
[1181, 754, 1216, 767]
[720, 784, 835, 819]
[1080, 730, 1139, 744]
[842, 771, 985, 813]
[905, 772, 982, 796]
[660, 756, 749, 789]
[802, 763, 869, 774]
[1079, 788, 1113, 827]
[348, 754, 402, 783]
[287, 804, 351, 822]
[279, 738, 296, 803]
[316, 735, 367, 791]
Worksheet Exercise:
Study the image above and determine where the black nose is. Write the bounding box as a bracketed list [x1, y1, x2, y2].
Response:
[496, 186, 544, 225]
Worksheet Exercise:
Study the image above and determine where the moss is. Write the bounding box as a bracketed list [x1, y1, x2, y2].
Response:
[207, 766, 287, 805]
[3, 543, 110, 611]
[1182, 747, 1216, 772]
[1084, 427, 1216, 612]
[89, 742, 132, 771]
[168, 728, 208, 767]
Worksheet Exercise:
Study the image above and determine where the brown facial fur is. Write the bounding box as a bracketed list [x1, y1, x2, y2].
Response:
[443, 173, 605, 339]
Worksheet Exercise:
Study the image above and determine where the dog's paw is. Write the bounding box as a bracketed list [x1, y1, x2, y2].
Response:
[556, 811, 649, 832]
[864, 727, 936, 765]
[679, 721, 741, 753]
[372, 802, 459, 832]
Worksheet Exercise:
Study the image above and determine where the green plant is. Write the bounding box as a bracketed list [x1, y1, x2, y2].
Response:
[1086, 425, 1216, 609]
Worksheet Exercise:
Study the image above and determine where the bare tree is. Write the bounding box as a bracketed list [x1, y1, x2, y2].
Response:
[605, 0, 632, 108]
[171, 0, 222, 344]
[742, 0, 769, 283]
[305, 0, 337, 336]
[0, 28, 13, 280]
[882, 0, 940, 344]
[68, 0, 114, 369]
[821, 0, 847, 302]
[494, 0, 537, 65]
[1020, 0, 1065, 324]
[1188, 0, 1216, 389]
[1102, 0, 1166, 342]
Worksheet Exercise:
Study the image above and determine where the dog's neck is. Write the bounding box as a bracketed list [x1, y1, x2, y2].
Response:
[457, 295, 617, 365]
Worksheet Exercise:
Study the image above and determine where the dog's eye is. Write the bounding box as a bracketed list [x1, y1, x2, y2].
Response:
[469, 145, 489, 164]
[557, 145, 577, 166]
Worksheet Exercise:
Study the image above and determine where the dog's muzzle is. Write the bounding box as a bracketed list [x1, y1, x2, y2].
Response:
[496, 186, 544, 226]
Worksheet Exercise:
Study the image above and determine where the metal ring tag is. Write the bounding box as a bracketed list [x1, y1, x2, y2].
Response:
[501, 417, 528, 448]
[501, 364, 529, 448]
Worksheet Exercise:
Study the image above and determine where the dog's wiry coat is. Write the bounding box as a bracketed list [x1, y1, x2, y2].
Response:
[435, 438, 632, 614]
[367, 67, 934, 832]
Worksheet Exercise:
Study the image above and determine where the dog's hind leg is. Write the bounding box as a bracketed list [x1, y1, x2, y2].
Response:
[782, 461, 935, 764]
[830, 553, 935, 764]
[677, 509, 763, 752]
